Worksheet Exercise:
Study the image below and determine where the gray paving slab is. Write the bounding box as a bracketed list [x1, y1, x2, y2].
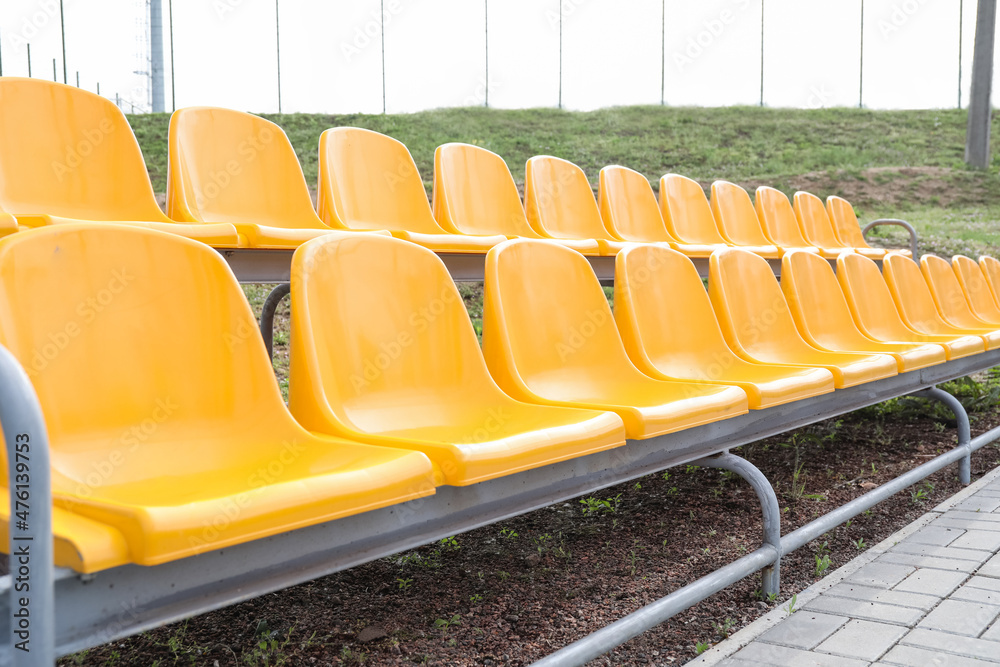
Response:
[845, 562, 915, 588]
[893, 568, 968, 597]
[877, 551, 982, 572]
[902, 525, 964, 546]
[950, 584, 1000, 605]
[980, 553, 1000, 579]
[802, 596, 924, 626]
[823, 581, 940, 611]
[888, 542, 992, 563]
[731, 642, 870, 666]
[881, 644, 999, 665]
[756, 611, 848, 650]
[916, 599, 1000, 635]
[951, 530, 1000, 552]
[813, 619, 907, 661]
[956, 496, 1000, 512]
[900, 628, 1000, 662]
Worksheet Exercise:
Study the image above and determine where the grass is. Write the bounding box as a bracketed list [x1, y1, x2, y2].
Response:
[130, 105, 1000, 257]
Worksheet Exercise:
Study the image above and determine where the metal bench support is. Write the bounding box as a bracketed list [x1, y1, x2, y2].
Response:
[863, 218, 919, 258]
[259, 283, 290, 360]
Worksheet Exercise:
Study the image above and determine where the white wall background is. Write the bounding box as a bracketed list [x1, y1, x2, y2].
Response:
[0, 0, 988, 114]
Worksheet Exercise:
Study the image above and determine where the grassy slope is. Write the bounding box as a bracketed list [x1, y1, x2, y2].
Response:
[129, 105, 1000, 257]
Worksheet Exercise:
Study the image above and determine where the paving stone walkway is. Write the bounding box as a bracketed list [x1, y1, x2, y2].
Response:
[691, 467, 1000, 666]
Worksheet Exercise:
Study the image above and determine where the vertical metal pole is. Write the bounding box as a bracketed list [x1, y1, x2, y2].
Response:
[859, 0, 865, 108]
[59, 0, 67, 84]
[97, 82, 100, 95]
[959, 0, 964, 108]
[913, 387, 972, 484]
[660, 0, 665, 105]
[759, 0, 764, 106]
[0, 345, 56, 667]
[150, 0, 165, 112]
[380, 0, 386, 114]
[484, 0, 489, 107]
[169, 0, 176, 111]
[275, 0, 282, 114]
[965, 0, 996, 168]
[52, 58, 57, 82]
[558, 0, 563, 109]
[116, 92, 120, 108]
[26, 44, 31, 78]
[75, 71, 79, 87]
[0, 29, 4, 77]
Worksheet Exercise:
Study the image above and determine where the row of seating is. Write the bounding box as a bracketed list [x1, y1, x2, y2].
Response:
[0, 78, 899, 259]
[2, 216, 996, 574]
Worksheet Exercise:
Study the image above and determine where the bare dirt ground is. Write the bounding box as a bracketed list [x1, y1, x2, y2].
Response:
[63, 392, 1000, 667]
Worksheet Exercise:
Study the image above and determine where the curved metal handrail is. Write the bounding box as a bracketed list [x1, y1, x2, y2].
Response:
[863, 218, 919, 257]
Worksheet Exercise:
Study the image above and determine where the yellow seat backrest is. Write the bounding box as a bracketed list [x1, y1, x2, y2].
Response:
[597, 166, 673, 243]
[288, 234, 502, 436]
[432, 143, 541, 238]
[837, 252, 916, 339]
[658, 174, 728, 245]
[883, 253, 952, 328]
[755, 186, 813, 248]
[825, 195, 874, 249]
[167, 107, 325, 229]
[317, 127, 447, 235]
[524, 156, 617, 241]
[0, 78, 169, 222]
[710, 181, 773, 247]
[782, 250, 868, 340]
[980, 256, 1000, 307]
[952, 255, 1000, 321]
[921, 254, 987, 326]
[0, 224, 286, 473]
[794, 191, 845, 248]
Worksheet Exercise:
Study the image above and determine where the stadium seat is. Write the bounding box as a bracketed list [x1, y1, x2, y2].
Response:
[979, 256, 1000, 307]
[659, 174, 733, 252]
[824, 195, 908, 258]
[791, 192, 868, 259]
[432, 143, 600, 254]
[836, 252, 984, 360]
[709, 248, 898, 387]
[709, 181, 782, 258]
[882, 253, 1000, 349]
[0, 78, 241, 247]
[482, 240, 749, 438]
[0, 209, 16, 239]
[753, 187, 824, 256]
[781, 250, 946, 372]
[316, 127, 505, 252]
[951, 255, 1000, 324]
[0, 224, 436, 570]
[598, 166, 721, 257]
[922, 254, 1000, 328]
[614, 244, 835, 408]
[287, 234, 626, 486]
[168, 107, 369, 248]
[524, 156, 629, 256]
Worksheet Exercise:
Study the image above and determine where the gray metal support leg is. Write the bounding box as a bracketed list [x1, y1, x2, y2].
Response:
[692, 452, 782, 598]
[913, 386, 972, 485]
[259, 283, 290, 361]
[0, 345, 55, 665]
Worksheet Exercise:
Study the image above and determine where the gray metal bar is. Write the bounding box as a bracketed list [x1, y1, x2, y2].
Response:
[862, 218, 918, 258]
[913, 386, 972, 484]
[692, 453, 781, 597]
[0, 346, 54, 666]
[965, 0, 996, 168]
[259, 283, 290, 360]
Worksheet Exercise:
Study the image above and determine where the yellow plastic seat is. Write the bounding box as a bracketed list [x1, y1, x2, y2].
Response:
[753, 187, 825, 256]
[882, 254, 1000, 349]
[979, 256, 1000, 308]
[0, 78, 241, 247]
[836, 253, 984, 360]
[524, 156, 629, 256]
[432, 143, 599, 254]
[598, 166, 724, 257]
[482, 240, 748, 438]
[781, 251, 945, 373]
[316, 128, 505, 253]
[709, 181, 782, 258]
[709, 248, 897, 387]
[0, 209, 17, 239]
[952, 255, 1000, 324]
[168, 107, 371, 249]
[659, 174, 734, 255]
[922, 254, 1000, 329]
[614, 245, 834, 409]
[790, 192, 865, 259]
[288, 235, 625, 486]
[0, 224, 436, 571]
[824, 195, 907, 259]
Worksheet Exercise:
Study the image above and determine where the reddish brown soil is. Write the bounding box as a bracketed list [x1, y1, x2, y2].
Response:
[60, 398, 1000, 667]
